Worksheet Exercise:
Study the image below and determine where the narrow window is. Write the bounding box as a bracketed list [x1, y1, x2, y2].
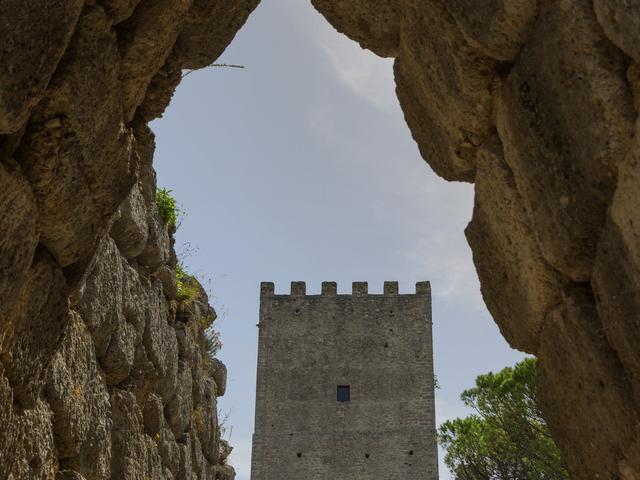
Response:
[337, 385, 350, 402]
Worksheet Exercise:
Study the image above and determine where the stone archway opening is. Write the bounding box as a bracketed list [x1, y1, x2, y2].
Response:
[150, 2, 524, 477]
[1, 1, 639, 479]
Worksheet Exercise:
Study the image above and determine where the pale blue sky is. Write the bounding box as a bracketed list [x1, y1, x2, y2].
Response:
[152, 1, 523, 478]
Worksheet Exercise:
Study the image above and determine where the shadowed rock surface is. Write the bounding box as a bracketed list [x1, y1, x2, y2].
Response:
[1, 0, 640, 479]
[309, 0, 640, 478]
[0, 0, 256, 478]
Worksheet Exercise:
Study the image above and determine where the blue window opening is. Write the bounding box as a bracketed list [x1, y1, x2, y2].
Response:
[337, 385, 350, 402]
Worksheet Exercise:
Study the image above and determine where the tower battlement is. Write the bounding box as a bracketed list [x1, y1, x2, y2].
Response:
[260, 281, 431, 297]
[251, 280, 439, 480]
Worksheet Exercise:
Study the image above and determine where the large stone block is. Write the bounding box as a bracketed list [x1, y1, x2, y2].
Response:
[0, 159, 38, 318]
[216, 464, 236, 480]
[110, 389, 165, 479]
[102, 317, 138, 385]
[45, 312, 111, 478]
[394, 0, 495, 182]
[495, 0, 636, 281]
[465, 142, 564, 353]
[110, 181, 150, 259]
[0, 0, 83, 133]
[166, 360, 193, 437]
[594, 0, 640, 62]
[310, 0, 401, 57]
[175, 322, 198, 362]
[133, 122, 158, 207]
[176, 0, 260, 69]
[445, 0, 537, 61]
[2, 250, 69, 408]
[137, 205, 172, 270]
[189, 428, 207, 477]
[100, 0, 142, 24]
[18, 6, 136, 273]
[141, 279, 179, 403]
[593, 126, 640, 404]
[195, 378, 219, 465]
[537, 287, 638, 479]
[143, 393, 182, 476]
[0, 376, 56, 480]
[56, 470, 88, 480]
[137, 48, 183, 122]
[117, 0, 194, 121]
[209, 357, 227, 397]
[77, 236, 127, 358]
[190, 344, 206, 408]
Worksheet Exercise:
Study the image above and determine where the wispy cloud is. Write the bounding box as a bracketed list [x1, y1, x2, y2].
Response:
[401, 223, 485, 312]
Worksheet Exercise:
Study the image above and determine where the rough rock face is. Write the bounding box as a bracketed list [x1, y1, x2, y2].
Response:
[309, 0, 640, 478]
[0, 0, 256, 478]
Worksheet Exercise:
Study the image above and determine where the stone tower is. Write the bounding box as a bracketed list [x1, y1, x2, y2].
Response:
[251, 281, 439, 479]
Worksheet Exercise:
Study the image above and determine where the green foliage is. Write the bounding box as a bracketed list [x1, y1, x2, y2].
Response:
[174, 263, 222, 358]
[438, 358, 568, 480]
[176, 263, 199, 304]
[155, 188, 180, 231]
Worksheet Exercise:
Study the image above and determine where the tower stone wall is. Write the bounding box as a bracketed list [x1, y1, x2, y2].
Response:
[251, 281, 438, 479]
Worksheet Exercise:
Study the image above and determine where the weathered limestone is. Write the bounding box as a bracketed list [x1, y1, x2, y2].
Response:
[537, 287, 638, 479]
[176, 0, 261, 69]
[102, 317, 138, 386]
[593, 125, 640, 402]
[17, 6, 136, 274]
[0, 160, 38, 318]
[210, 357, 228, 397]
[494, 0, 635, 281]
[465, 141, 564, 353]
[117, 0, 194, 121]
[0, 388, 56, 480]
[111, 182, 150, 259]
[2, 251, 69, 408]
[0, 0, 83, 133]
[141, 279, 179, 402]
[166, 360, 193, 437]
[110, 389, 166, 479]
[77, 235, 127, 359]
[100, 0, 143, 24]
[395, 0, 495, 182]
[0, 0, 244, 476]
[138, 205, 173, 270]
[137, 49, 184, 122]
[309, 0, 640, 477]
[594, 0, 640, 62]
[446, 0, 537, 61]
[45, 313, 111, 478]
[310, 0, 401, 57]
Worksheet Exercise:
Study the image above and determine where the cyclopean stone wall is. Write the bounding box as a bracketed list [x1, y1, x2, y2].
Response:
[310, 1, 640, 478]
[2, 0, 640, 479]
[0, 1, 258, 479]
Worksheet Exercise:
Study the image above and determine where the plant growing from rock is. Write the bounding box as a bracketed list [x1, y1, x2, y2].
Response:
[204, 328, 222, 357]
[175, 262, 223, 358]
[175, 262, 199, 304]
[159, 188, 223, 359]
[155, 187, 180, 232]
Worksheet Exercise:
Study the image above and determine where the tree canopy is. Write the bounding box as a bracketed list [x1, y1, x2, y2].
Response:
[438, 358, 568, 480]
